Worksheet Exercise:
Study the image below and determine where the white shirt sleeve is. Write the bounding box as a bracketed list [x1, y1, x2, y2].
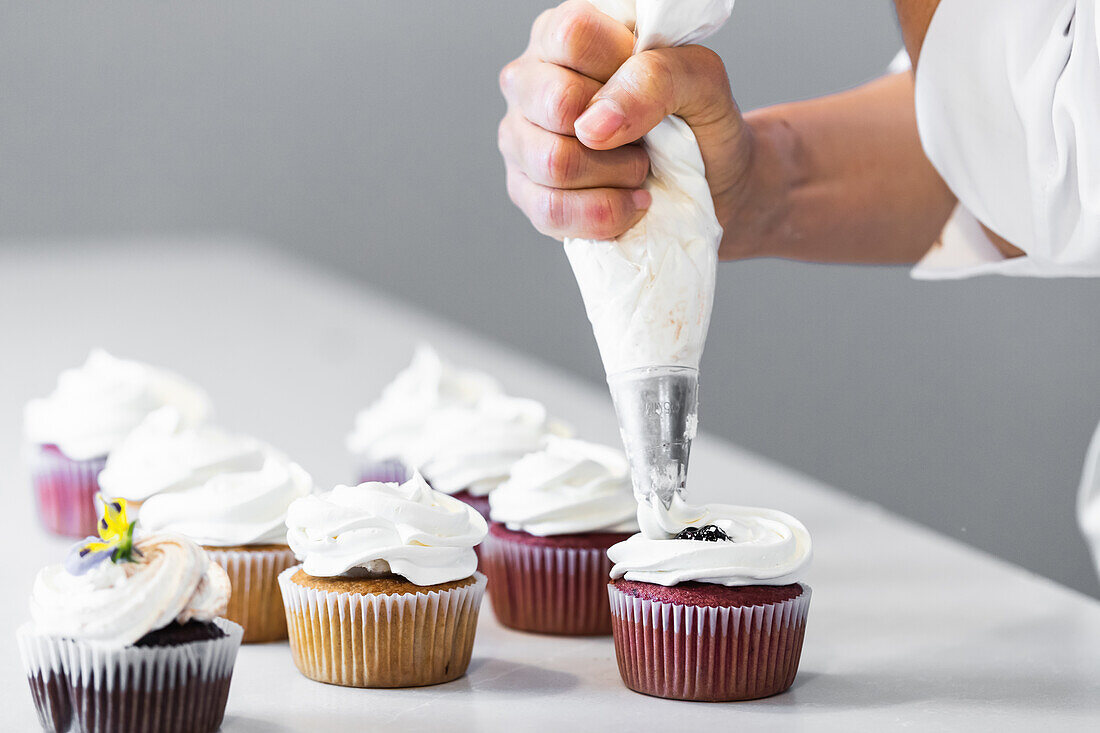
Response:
[911, 0, 1100, 280]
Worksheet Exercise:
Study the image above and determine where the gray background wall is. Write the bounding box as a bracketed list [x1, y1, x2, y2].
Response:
[2, 1, 1098, 597]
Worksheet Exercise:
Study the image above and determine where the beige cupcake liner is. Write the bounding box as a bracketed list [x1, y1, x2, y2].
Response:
[205, 546, 298, 643]
[277, 566, 486, 688]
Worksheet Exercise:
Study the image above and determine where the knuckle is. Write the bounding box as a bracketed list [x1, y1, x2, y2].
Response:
[497, 117, 512, 156]
[586, 193, 618, 231]
[628, 150, 650, 187]
[538, 188, 568, 230]
[692, 46, 727, 84]
[542, 136, 580, 186]
[554, 3, 599, 63]
[545, 80, 585, 130]
[499, 60, 519, 94]
[634, 51, 676, 97]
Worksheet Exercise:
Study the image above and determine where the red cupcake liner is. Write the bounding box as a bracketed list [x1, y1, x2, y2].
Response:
[481, 526, 623, 635]
[29, 444, 106, 538]
[608, 582, 811, 701]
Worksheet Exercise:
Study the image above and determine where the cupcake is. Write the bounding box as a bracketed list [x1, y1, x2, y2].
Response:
[483, 437, 637, 635]
[347, 344, 501, 484]
[17, 499, 243, 733]
[606, 497, 812, 701]
[99, 407, 312, 643]
[23, 350, 211, 537]
[402, 394, 567, 520]
[279, 473, 487, 688]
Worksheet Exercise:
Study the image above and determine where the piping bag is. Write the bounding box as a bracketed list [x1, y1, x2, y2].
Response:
[564, 0, 733, 537]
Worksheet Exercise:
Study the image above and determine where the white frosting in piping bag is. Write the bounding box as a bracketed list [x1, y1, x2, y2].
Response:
[285, 473, 487, 586]
[610, 495, 811, 586]
[30, 534, 230, 647]
[23, 349, 212, 461]
[564, 0, 731, 376]
[101, 407, 313, 546]
[489, 437, 639, 536]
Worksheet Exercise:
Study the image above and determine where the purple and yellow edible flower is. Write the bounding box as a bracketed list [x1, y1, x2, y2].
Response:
[64, 496, 140, 576]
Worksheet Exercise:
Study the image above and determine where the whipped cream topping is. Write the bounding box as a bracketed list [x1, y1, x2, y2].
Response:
[489, 437, 638, 536]
[285, 473, 487, 586]
[608, 495, 811, 586]
[30, 534, 230, 647]
[102, 408, 313, 546]
[564, 1, 732, 376]
[347, 345, 502, 462]
[23, 349, 212, 461]
[403, 395, 568, 497]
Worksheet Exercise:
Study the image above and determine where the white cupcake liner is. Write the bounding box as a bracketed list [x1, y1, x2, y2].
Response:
[278, 566, 486, 688]
[481, 531, 617, 635]
[205, 546, 298, 643]
[607, 583, 811, 701]
[17, 618, 243, 733]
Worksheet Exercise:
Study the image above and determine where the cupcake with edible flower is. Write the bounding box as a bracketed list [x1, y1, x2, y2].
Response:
[17, 497, 243, 733]
[23, 350, 211, 537]
[346, 344, 502, 484]
[97, 407, 313, 643]
[606, 496, 812, 701]
[279, 472, 487, 688]
[483, 437, 637, 635]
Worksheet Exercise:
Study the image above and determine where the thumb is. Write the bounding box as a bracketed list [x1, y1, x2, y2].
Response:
[573, 45, 741, 152]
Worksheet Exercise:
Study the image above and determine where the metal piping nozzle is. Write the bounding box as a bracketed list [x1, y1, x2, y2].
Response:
[607, 366, 699, 510]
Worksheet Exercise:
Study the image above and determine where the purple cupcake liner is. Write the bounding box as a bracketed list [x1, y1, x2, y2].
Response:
[355, 458, 410, 485]
[29, 444, 106, 538]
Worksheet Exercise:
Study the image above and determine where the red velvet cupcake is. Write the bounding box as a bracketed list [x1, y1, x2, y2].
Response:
[23, 350, 211, 537]
[483, 438, 638, 635]
[607, 501, 813, 701]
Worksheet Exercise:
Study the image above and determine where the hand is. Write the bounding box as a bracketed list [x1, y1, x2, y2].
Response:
[498, 0, 754, 251]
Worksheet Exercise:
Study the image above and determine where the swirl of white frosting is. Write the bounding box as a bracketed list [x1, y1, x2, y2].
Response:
[101, 408, 313, 546]
[489, 437, 639, 536]
[608, 496, 812, 586]
[29, 534, 230, 647]
[346, 345, 502, 462]
[285, 472, 487, 586]
[23, 350, 212, 461]
[403, 395, 568, 497]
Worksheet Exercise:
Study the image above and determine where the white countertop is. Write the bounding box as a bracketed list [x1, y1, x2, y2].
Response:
[1, 239, 1098, 732]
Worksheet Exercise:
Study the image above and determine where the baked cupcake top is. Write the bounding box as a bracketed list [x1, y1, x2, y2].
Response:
[346, 344, 502, 463]
[607, 496, 811, 587]
[30, 499, 230, 648]
[489, 437, 639, 536]
[402, 394, 568, 497]
[100, 407, 313, 546]
[23, 349, 212, 461]
[285, 472, 487, 586]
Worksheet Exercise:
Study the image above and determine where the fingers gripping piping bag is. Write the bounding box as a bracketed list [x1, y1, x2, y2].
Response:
[564, 0, 733, 531]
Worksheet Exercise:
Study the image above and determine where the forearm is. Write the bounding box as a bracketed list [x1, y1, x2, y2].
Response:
[720, 72, 956, 264]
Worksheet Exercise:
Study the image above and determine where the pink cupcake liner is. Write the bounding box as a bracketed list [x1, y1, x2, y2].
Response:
[28, 444, 106, 538]
[481, 530, 618, 635]
[607, 583, 811, 701]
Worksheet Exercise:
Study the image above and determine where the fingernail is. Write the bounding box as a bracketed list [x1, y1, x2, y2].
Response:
[632, 189, 652, 210]
[575, 98, 625, 142]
